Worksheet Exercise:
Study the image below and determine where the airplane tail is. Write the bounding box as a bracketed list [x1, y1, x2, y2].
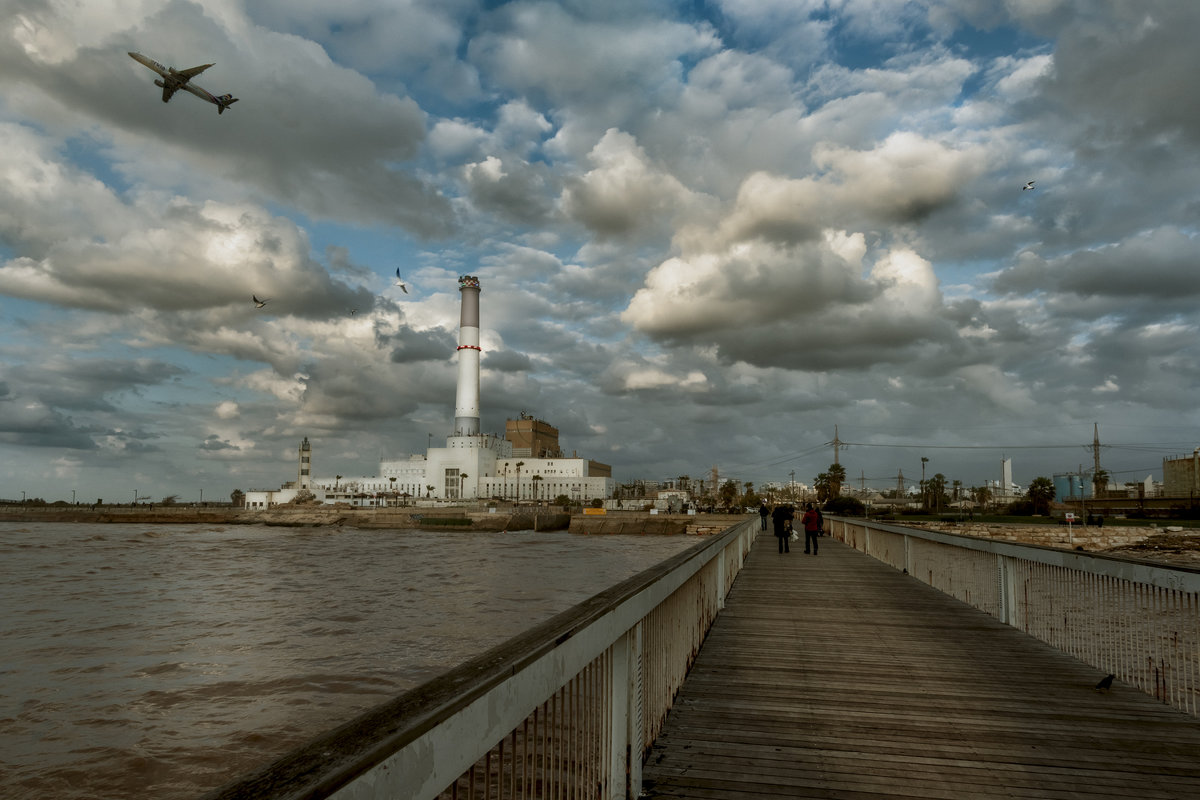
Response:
[216, 95, 239, 115]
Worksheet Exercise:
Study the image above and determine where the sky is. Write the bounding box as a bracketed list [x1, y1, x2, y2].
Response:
[2, 0, 1199, 504]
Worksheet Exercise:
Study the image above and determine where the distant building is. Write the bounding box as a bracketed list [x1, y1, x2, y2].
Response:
[1053, 472, 1092, 501]
[506, 414, 564, 458]
[1163, 449, 1200, 498]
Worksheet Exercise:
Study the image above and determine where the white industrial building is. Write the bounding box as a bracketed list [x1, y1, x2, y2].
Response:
[245, 276, 615, 509]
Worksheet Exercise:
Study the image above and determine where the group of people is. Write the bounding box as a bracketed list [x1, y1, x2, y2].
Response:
[758, 501, 823, 555]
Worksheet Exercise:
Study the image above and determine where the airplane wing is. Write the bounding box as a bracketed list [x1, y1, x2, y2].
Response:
[174, 63, 214, 80]
[161, 83, 178, 102]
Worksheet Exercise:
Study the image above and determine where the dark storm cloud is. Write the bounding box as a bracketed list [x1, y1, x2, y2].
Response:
[991, 228, 1200, 303]
[200, 435, 239, 452]
[8, 357, 186, 412]
[483, 349, 532, 372]
[0, 400, 98, 450]
[386, 327, 457, 364]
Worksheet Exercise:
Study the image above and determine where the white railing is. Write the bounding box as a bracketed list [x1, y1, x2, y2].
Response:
[204, 519, 757, 800]
[831, 517, 1200, 716]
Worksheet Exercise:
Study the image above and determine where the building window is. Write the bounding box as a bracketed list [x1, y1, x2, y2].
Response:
[444, 467, 460, 500]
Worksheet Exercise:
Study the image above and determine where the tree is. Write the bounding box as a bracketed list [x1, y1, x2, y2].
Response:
[554, 494, 571, 507]
[928, 473, 948, 513]
[1092, 469, 1110, 498]
[531, 474, 543, 502]
[825, 496, 865, 516]
[719, 479, 738, 510]
[920, 456, 929, 508]
[740, 481, 760, 508]
[425, 484, 434, 498]
[459, 472, 469, 500]
[515, 461, 525, 501]
[827, 463, 846, 498]
[1026, 476, 1056, 514]
[814, 471, 835, 504]
[970, 485, 992, 508]
[230, 489, 245, 507]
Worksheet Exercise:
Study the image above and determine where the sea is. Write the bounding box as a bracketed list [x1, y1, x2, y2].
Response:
[0, 522, 700, 800]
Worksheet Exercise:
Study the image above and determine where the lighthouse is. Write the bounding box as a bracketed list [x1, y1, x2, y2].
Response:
[454, 276, 482, 436]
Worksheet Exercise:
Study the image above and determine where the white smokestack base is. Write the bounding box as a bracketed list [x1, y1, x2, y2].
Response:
[454, 276, 481, 435]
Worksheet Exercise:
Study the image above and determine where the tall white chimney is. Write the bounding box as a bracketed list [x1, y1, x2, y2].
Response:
[454, 276, 481, 435]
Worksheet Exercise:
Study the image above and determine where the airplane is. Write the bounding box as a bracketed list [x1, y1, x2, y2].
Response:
[128, 51, 238, 115]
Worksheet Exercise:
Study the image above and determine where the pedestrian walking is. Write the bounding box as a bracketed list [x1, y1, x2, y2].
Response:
[771, 503, 794, 553]
[759, 501, 769, 531]
[801, 503, 821, 555]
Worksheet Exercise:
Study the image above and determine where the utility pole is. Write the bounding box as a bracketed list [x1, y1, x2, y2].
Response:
[789, 470, 795, 500]
[826, 425, 844, 466]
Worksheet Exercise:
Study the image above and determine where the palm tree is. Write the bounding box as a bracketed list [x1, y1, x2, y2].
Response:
[425, 484, 434, 499]
[515, 461, 525, 501]
[532, 474, 543, 504]
[459, 472, 469, 500]
[919, 457, 929, 510]
[389, 476, 397, 506]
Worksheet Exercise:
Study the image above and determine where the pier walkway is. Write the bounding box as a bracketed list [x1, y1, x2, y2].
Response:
[641, 533, 1200, 799]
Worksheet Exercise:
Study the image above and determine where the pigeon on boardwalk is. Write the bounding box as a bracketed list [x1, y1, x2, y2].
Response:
[1094, 674, 1115, 691]
[1023, 180, 1035, 191]
[394, 268, 408, 293]
[252, 294, 269, 309]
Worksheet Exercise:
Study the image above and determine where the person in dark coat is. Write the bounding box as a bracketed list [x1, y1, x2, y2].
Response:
[771, 503, 794, 553]
[758, 502, 769, 530]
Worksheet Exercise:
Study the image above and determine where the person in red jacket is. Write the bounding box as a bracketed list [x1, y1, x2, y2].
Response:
[801, 503, 821, 555]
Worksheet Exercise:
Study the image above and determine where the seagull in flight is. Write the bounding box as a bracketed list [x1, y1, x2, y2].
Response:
[394, 268, 409, 294]
[1023, 180, 1035, 191]
[252, 294, 269, 309]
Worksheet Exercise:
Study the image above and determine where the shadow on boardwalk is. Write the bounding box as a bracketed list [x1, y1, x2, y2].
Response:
[643, 534, 1200, 799]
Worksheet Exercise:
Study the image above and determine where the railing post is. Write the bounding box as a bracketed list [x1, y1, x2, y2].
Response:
[998, 555, 1017, 627]
[609, 622, 643, 799]
[717, 544, 727, 611]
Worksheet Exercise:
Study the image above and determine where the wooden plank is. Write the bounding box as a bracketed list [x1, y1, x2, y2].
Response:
[641, 535, 1200, 799]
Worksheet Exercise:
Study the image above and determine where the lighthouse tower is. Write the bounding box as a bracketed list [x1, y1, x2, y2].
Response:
[298, 436, 311, 490]
[454, 276, 482, 436]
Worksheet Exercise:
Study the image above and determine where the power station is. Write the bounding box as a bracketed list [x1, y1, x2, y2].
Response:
[245, 276, 614, 508]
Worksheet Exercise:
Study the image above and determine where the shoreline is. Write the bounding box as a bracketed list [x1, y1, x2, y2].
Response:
[0, 506, 749, 535]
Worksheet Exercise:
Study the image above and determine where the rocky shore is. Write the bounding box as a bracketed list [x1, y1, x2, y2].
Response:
[901, 519, 1200, 567]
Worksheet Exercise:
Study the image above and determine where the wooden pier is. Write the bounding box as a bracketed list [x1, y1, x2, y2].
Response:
[642, 534, 1200, 799]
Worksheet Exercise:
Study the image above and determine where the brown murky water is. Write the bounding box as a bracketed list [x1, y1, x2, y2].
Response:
[0, 523, 697, 799]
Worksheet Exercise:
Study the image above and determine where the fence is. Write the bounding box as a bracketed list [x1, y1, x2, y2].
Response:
[205, 518, 757, 800]
[830, 517, 1200, 716]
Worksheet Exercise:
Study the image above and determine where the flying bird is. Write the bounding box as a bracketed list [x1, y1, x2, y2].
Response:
[395, 268, 408, 293]
[252, 295, 269, 309]
[1094, 674, 1115, 691]
[349, 308, 359, 316]
[1023, 180, 1035, 191]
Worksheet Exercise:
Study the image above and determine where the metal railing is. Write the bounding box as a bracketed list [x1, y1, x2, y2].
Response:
[830, 517, 1200, 716]
[205, 519, 757, 800]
